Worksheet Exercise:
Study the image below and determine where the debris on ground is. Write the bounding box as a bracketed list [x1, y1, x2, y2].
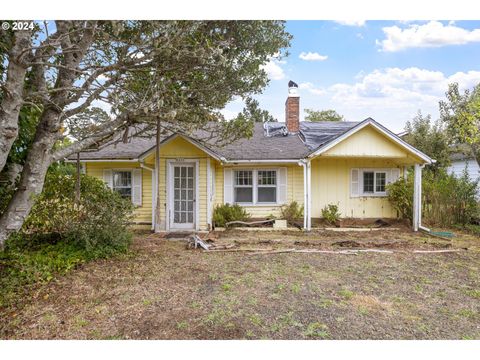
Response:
[225, 219, 274, 228]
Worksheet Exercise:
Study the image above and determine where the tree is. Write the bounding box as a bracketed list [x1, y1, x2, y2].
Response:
[0, 20, 292, 247]
[236, 97, 276, 123]
[403, 111, 451, 172]
[304, 109, 344, 122]
[440, 82, 480, 167]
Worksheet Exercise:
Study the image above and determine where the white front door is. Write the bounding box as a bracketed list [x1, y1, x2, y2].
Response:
[169, 162, 196, 230]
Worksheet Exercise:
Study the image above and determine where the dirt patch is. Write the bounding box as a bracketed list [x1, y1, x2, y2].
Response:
[1, 229, 479, 340]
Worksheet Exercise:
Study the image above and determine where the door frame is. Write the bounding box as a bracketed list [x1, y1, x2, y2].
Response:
[166, 159, 200, 231]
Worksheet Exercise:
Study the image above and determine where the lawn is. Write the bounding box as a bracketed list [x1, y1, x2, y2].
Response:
[1, 229, 479, 340]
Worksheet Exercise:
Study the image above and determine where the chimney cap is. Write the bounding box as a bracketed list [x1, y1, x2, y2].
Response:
[288, 80, 298, 88]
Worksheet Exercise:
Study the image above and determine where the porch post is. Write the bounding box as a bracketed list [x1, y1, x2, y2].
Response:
[306, 160, 312, 231]
[302, 161, 307, 230]
[412, 163, 422, 231]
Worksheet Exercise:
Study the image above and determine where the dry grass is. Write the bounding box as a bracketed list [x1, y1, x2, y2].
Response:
[1, 228, 479, 339]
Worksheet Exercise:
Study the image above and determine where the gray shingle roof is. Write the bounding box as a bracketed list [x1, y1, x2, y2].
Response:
[72, 120, 367, 161]
[299, 121, 360, 150]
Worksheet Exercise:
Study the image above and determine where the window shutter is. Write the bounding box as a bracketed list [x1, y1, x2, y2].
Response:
[278, 168, 287, 204]
[390, 168, 400, 183]
[103, 169, 113, 189]
[132, 169, 142, 206]
[351, 168, 360, 197]
[224, 168, 233, 204]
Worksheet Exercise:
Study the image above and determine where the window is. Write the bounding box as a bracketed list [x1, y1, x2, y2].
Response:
[257, 170, 277, 203]
[112, 171, 132, 199]
[234, 170, 253, 203]
[363, 172, 374, 193]
[362, 170, 386, 195]
[233, 169, 278, 204]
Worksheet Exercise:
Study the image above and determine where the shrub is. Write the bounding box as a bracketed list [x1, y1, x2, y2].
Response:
[387, 168, 479, 226]
[22, 165, 134, 254]
[321, 203, 341, 225]
[280, 201, 304, 225]
[0, 164, 135, 307]
[212, 204, 250, 227]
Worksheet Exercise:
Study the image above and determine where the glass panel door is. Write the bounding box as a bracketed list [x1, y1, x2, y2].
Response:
[172, 164, 195, 228]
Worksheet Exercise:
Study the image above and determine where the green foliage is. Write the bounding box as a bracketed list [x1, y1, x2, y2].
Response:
[321, 204, 341, 225]
[403, 111, 451, 172]
[305, 109, 344, 122]
[387, 169, 479, 226]
[0, 164, 134, 307]
[236, 97, 277, 123]
[213, 204, 251, 228]
[440, 83, 480, 160]
[22, 164, 134, 253]
[280, 201, 304, 225]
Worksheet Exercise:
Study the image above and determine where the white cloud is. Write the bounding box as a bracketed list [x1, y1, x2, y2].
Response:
[261, 58, 286, 80]
[299, 52, 328, 61]
[378, 21, 480, 52]
[270, 67, 480, 130]
[318, 67, 480, 131]
[334, 20, 366, 27]
[299, 82, 326, 95]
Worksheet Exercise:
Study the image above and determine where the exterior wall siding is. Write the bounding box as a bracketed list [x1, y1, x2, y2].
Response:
[311, 157, 404, 219]
[448, 159, 480, 196]
[323, 126, 412, 159]
[214, 164, 304, 218]
[85, 162, 153, 225]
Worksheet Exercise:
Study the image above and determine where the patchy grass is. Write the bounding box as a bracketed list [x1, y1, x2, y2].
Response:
[1, 229, 480, 339]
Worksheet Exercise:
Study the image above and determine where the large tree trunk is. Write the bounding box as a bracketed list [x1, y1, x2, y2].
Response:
[0, 30, 32, 173]
[0, 109, 59, 248]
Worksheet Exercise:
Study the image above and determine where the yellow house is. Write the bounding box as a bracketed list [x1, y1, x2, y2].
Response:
[73, 84, 433, 232]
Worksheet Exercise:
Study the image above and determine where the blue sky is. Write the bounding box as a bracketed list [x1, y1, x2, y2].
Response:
[222, 20, 480, 132]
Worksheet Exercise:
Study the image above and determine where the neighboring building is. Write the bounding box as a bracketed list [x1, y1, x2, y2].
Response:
[68, 83, 433, 231]
[448, 150, 480, 196]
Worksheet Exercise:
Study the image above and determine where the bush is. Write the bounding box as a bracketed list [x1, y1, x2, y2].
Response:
[280, 201, 304, 225]
[387, 168, 480, 226]
[0, 164, 135, 307]
[212, 204, 250, 227]
[321, 203, 341, 225]
[22, 165, 134, 254]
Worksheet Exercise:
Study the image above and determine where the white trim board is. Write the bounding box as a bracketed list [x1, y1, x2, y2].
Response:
[139, 134, 225, 162]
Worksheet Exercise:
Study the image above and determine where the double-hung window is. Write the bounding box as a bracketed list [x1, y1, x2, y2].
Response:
[233, 169, 278, 204]
[257, 170, 277, 203]
[362, 170, 387, 195]
[112, 171, 132, 199]
[234, 170, 253, 203]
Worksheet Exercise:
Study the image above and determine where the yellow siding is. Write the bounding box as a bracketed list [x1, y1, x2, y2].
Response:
[214, 164, 304, 218]
[323, 125, 413, 159]
[85, 162, 152, 225]
[311, 158, 403, 219]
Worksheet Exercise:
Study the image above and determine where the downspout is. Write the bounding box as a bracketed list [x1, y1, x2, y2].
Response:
[299, 159, 311, 231]
[140, 162, 155, 231]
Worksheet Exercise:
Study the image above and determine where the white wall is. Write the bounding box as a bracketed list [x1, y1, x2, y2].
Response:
[448, 158, 480, 196]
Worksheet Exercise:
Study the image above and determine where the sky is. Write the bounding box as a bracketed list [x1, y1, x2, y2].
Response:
[222, 20, 480, 132]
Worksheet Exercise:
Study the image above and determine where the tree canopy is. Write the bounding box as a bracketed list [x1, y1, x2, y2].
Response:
[236, 98, 276, 123]
[0, 20, 292, 247]
[440, 82, 480, 166]
[304, 109, 344, 122]
[403, 111, 451, 172]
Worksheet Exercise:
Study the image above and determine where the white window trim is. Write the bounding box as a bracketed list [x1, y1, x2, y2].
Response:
[233, 168, 279, 205]
[112, 169, 133, 201]
[359, 168, 388, 197]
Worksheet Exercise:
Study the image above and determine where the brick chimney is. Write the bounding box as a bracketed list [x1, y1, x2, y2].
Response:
[285, 81, 300, 133]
